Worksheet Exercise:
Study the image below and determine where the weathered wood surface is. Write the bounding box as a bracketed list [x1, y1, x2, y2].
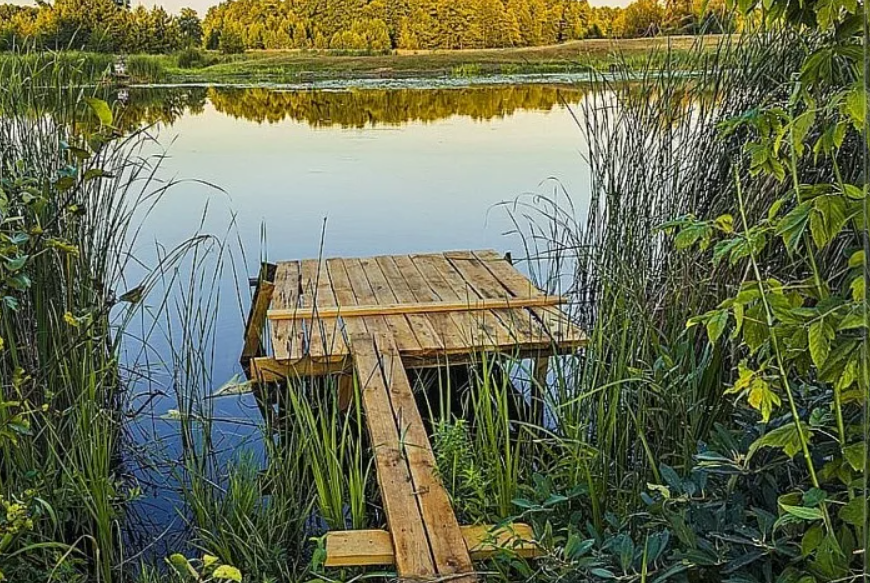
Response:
[350, 333, 437, 579]
[239, 249, 583, 578]
[324, 523, 539, 567]
[257, 250, 584, 367]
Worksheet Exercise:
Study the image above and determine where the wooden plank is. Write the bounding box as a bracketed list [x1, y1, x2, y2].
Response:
[377, 334, 475, 580]
[300, 259, 348, 359]
[271, 261, 304, 361]
[241, 262, 276, 366]
[343, 258, 422, 354]
[363, 256, 443, 352]
[472, 250, 587, 348]
[384, 255, 473, 351]
[415, 253, 516, 347]
[350, 333, 436, 579]
[250, 356, 350, 382]
[299, 259, 326, 358]
[324, 523, 538, 567]
[446, 252, 552, 346]
[267, 295, 565, 321]
[462, 523, 539, 560]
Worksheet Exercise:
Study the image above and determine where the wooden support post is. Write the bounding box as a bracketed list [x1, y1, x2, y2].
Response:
[241, 262, 277, 368]
[532, 356, 549, 426]
[242, 263, 277, 429]
[337, 372, 354, 411]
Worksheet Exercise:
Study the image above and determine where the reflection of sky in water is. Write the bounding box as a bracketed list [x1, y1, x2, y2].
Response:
[123, 86, 592, 552]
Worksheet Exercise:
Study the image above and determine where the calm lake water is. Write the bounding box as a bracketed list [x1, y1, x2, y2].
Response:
[120, 82, 593, 548]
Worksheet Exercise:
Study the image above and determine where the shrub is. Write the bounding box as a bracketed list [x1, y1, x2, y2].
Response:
[176, 47, 207, 69]
[218, 30, 244, 55]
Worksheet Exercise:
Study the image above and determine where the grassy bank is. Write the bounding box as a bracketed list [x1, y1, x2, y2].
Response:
[1, 36, 720, 86]
[157, 36, 720, 84]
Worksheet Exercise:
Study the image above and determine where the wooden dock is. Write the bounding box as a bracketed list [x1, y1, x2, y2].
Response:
[241, 249, 585, 581]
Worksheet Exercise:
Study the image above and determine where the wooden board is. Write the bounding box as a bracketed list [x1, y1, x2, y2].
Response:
[299, 259, 342, 359]
[267, 295, 565, 321]
[324, 523, 539, 567]
[372, 255, 444, 352]
[350, 333, 436, 579]
[377, 333, 475, 580]
[241, 262, 276, 365]
[270, 261, 303, 361]
[344, 258, 423, 354]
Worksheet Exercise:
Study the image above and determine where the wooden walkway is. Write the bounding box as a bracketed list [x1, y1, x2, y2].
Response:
[241, 250, 585, 581]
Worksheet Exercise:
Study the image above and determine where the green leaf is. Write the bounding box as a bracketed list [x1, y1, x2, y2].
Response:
[748, 422, 811, 459]
[776, 200, 811, 251]
[564, 535, 595, 559]
[705, 309, 729, 344]
[746, 377, 780, 423]
[4, 255, 28, 271]
[850, 276, 864, 301]
[808, 319, 835, 369]
[212, 565, 243, 582]
[714, 214, 734, 233]
[119, 285, 145, 304]
[842, 443, 865, 471]
[166, 554, 198, 580]
[809, 195, 848, 248]
[84, 97, 113, 127]
[838, 497, 867, 527]
[802, 524, 824, 557]
[83, 168, 113, 181]
[780, 503, 825, 521]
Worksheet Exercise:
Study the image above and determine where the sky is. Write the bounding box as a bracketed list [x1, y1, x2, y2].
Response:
[5, 0, 630, 17]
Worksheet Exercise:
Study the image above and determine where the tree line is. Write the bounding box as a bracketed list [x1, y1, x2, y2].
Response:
[0, 0, 733, 54]
[0, 0, 202, 53]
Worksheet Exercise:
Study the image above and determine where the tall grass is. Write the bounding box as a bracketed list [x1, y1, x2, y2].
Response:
[0, 52, 204, 582]
[0, 55, 153, 581]
[488, 31, 826, 518]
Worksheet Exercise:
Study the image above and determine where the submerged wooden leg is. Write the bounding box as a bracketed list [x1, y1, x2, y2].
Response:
[337, 372, 354, 411]
[532, 356, 549, 426]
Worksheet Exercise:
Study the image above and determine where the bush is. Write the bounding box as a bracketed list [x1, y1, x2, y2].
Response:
[176, 47, 207, 69]
[218, 30, 244, 55]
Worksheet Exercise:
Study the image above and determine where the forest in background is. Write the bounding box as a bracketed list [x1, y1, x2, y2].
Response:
[0, 0, 733, 54]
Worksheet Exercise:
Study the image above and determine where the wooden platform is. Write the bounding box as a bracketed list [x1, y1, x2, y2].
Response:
[241, 249, 584, 581]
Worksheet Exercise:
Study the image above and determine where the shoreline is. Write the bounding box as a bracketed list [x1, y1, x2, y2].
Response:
[148, 35, 723, 84]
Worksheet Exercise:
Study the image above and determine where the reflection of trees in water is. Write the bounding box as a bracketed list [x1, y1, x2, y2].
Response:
[205, 85, 589, 127]
[116, 87, 208, 132]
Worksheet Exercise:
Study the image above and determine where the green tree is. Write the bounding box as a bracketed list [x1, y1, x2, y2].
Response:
[177, 7, 202, 47]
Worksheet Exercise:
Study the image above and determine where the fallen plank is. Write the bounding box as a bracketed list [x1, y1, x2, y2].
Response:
[267, 295, 565, 321]
[324, 523, 539, 567]
[350, 333, 437, 579]
[376, 334, 475, 580]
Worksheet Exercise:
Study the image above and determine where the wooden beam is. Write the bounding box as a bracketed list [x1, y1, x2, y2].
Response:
[324, 524, 539, 567]
[248, 356, 350, 383]
[350, 333, 437, 579]
[376, 333, 475, 580]
[240, 262, 276, 367]
[267, 295, 566, 321]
